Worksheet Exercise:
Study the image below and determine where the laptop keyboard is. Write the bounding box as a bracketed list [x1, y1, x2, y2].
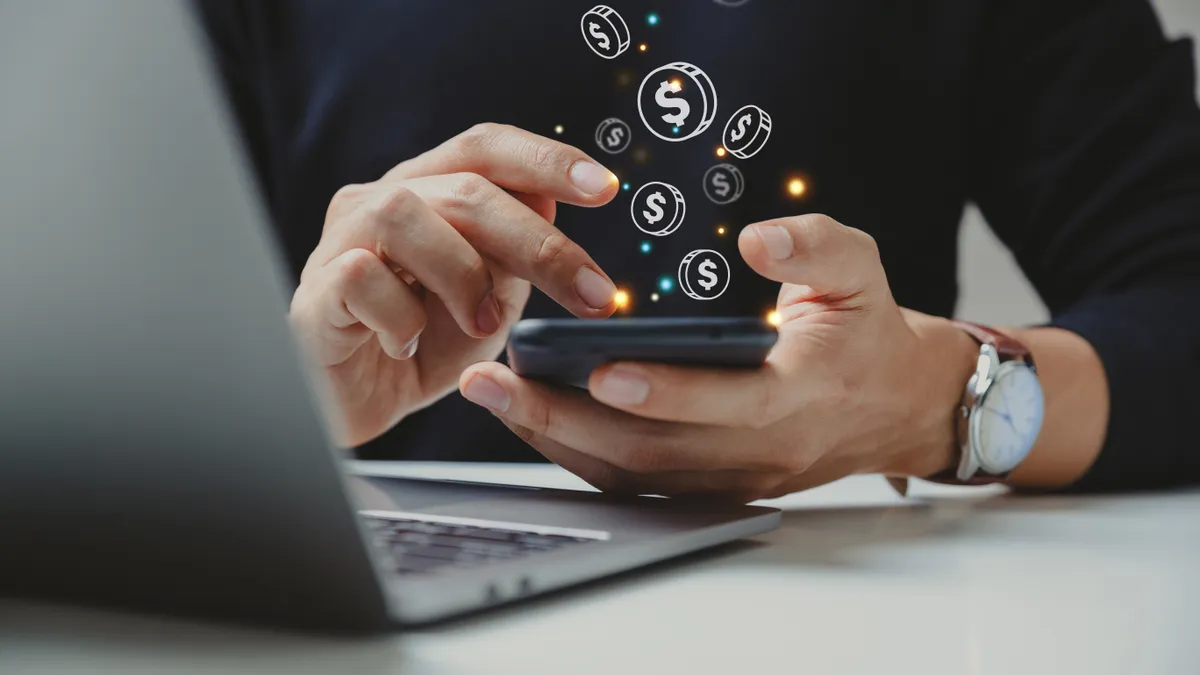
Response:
[362, 514, 603, 575]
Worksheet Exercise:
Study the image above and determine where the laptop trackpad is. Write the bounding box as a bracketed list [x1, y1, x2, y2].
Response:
[347, 474, 545, 513]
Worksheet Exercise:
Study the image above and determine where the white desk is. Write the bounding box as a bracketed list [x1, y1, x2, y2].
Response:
[4, 462, 1200, 675]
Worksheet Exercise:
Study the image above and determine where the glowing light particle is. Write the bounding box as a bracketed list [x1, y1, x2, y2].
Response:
[554, 124, 564, 135]
[658, 276, 674, 293]
[787, 178, 807, 197]
[613, 290, 631, 309]
[767, 310, 782, 327]
[640, 241, 652, 254]
[639, 43, 648, 52]
[622, 182, 631, 191]
[647, 13, 659, 26]
[717, 225, 727, 236]
[651, 293, 661, 302]
[716, 146, 727, 158]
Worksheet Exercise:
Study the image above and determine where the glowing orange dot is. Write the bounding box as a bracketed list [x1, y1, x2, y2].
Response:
[787, 178, 807, 197]
[669, 79, 682, 91]
[639, 43, 648, 52]
[717, 226, 727, 236]
[716, 147, 727, 158]
[766, 310, 782, 327]
[613, 289, 631, 310]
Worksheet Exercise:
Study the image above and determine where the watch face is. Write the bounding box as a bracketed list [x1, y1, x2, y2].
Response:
[974, 363, 1045, 474]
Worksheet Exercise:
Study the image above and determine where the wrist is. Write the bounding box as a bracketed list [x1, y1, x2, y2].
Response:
[883, 312, 979, 478]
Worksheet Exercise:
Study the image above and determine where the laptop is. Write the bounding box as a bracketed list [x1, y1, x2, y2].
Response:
[0, 1, 780, 630]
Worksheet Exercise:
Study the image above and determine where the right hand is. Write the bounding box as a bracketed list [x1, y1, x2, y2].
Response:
[289, 124, 620, 447]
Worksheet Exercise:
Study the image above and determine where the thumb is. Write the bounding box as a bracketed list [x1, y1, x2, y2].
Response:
[738, 214, 888, 306]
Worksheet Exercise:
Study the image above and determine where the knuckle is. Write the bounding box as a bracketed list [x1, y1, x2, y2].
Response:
[325, 183, 368, 224]
[447, 172, 495, 208]
[523, 137, 572, 171]
[509, 422, 537, 445]
[332, 249, 381, 288]
[853, 228, 882, 261]
[790, 214, 837, 252]
[533, 231, 578, 269]
[457, 122, 505, 155]
[368, 185, 420, 225]
[615, 434, 678, 473]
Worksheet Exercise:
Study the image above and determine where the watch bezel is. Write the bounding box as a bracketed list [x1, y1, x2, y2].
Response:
[965, 353, 1040, 476]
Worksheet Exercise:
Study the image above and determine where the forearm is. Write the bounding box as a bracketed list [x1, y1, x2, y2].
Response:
[891, 315, 1109, 490]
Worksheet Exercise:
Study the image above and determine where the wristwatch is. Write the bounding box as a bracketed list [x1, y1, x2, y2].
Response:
[933, 320, 1045, 485]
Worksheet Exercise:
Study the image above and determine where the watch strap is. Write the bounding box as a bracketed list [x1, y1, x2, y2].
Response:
[951, 320, 1030, 358]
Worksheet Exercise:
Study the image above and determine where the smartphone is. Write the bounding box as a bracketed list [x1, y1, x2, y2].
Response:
[506, 317, 778, 388]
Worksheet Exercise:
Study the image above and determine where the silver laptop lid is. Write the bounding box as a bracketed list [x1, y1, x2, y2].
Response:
[0, 1, 389, 629]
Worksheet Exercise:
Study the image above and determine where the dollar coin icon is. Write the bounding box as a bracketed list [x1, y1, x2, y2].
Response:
[581, 5, 630, 60]
[594, 118, 632, 154]
[678, 249, 731, 300]
[631, 181, 685, 236]
[637, 62, 718, 142]
[702, 163, 745, 205]
[722, 104, 772, 159]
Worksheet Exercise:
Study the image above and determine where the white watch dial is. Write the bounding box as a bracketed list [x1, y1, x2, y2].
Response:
[974, 363, 1045, 474]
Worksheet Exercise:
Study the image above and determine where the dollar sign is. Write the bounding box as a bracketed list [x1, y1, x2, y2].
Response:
[606, 126, 625, 148]
[730, 113, 752, 143]
[697, 260, 719, 291]
[588, 22, 610, 50]
[711, 172, 730, 197]
[655, 80, 691, 127]
[643, 191, 666, 225]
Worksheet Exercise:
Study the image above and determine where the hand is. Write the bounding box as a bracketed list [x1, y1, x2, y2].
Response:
[290, 124, 621, 447]
[458, 214, 979, 503]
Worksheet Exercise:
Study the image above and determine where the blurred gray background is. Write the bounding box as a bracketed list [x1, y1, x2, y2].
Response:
[958, 0, 1200, 325]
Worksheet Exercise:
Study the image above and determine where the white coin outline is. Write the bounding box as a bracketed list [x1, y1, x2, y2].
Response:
[594, 117, 632, 154]
[630, 181, 686, 236]
[580, 5, 631, 60]
[702, 163, 745, 205]
[722, 104, 773, 159]
[678, 249, 731, 300]
[637, 62, 719, 143]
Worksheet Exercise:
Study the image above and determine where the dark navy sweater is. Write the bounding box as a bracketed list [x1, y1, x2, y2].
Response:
[197, 0, 1200, 490]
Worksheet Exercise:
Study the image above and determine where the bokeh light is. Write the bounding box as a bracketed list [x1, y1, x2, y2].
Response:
[639, 43, 648, 52]
[640, 241, 652, 254]
[658, 276, 674, 293]
[647, 13, 659, 26]
[613, 289, 631, 310]
[651, 293, 661, 302]
[716, 146, 727, 158]
[554, 124, 564, 135]
[787, 177, 807, 197]
[717, 225, 727, 236]
[766, 310, 782, 327]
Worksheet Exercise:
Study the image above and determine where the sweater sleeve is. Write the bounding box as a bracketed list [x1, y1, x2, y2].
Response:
[968, 0, 1200, 490]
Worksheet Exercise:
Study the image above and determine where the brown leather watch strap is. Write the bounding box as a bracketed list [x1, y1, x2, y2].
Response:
[951, 320, 1030, 358]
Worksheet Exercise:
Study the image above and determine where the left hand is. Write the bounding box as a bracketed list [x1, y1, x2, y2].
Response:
[459, 214, 978, 503]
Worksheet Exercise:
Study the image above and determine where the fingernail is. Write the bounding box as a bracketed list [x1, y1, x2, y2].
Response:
[594, 366, 650, 406]
[476, 291, 502, 335]
[755, 224, 794, 260]
[400, 335, 419, 359]
[569, 160, 615, 195]
[461, 374, 510, 413]
[574, 267, 617, 309]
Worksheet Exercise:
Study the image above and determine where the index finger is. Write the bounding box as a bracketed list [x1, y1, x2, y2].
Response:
[384, 123, 620, 207]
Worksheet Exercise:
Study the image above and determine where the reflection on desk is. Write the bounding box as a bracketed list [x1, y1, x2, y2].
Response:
[3, 462, 1198, 675]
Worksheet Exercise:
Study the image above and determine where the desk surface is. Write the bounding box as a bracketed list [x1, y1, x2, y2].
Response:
[4, 462, 1199, 675]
